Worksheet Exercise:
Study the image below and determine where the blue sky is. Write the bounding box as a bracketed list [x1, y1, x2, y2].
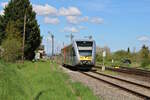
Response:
[0, 0, 150, 54]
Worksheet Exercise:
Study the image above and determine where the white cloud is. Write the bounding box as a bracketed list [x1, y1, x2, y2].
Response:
[66, 16, 89, 24]
[33, 4, 57, 16]
[1, 2, 8, 8]
[63, 27, 79, 33]
[44, 17, 59, 24]
[90, 17, 104, 24]
[137, 36, 150, 42]
[66, 16, 103, 24]
[79, 16, 89, 22]
[32, 4, 81, 17]
[59, 7, 81, 16]
[66, 16, 78, 24]
[78, 26, 86, 30]
[0, 10, 4, 15]
[32, 4, 104, 25]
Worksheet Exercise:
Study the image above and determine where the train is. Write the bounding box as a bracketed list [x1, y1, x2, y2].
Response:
[61, 39, 96, 70]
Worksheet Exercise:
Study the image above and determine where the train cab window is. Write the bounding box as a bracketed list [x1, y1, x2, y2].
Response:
[76, 41, 93, 47]
[79, 50, 92, 56]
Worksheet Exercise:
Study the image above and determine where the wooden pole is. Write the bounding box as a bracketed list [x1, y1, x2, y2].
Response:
[22, 12, 26, 63]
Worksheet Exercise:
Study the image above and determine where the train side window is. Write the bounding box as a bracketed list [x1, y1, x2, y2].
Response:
[72, 48, 76, 56]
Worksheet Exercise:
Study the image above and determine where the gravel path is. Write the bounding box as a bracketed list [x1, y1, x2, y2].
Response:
[60, 66, 143, 100]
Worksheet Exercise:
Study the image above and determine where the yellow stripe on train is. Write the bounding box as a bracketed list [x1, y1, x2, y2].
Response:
[80, 56, 92, 61]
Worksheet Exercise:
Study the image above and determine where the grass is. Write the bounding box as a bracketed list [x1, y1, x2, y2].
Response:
[0, 60, 99, 100]
[0, 61, 31, 100]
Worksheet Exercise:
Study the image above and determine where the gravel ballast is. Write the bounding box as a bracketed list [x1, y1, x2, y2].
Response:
[60, 66, 143, 100]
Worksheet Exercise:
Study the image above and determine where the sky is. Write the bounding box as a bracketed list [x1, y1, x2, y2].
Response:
[0, 0, 150, 54]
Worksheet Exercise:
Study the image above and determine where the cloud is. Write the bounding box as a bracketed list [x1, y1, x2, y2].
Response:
[90, 17, 104, 24]
[44, 17, 60, 24]
[66, 16, 89, 24]
[32, 4, 104, 25]
[33, 4, 57, 16]
[32, 4, 81, 17]
[66, 16, 79, 24]
[63, 27, 79, 33]
[78, 26, 86, 30]
[137, 36, 150, 42]
[59, 7, 81, 16]
[1, 2, 8, 8]
[66, 16, 103, 24]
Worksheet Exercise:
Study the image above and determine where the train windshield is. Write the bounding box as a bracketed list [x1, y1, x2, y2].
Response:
[76, 41, 93, 47]
[79, 50, 92, 56]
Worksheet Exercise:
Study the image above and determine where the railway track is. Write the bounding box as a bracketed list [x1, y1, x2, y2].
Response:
[95, 66, 150, 77]
[79, 71, 150, 100]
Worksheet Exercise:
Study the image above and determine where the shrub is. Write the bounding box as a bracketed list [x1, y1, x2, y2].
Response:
[1, 21, 22, 62]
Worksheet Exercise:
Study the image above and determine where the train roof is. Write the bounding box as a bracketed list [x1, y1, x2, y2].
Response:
[61, 39, 95, 50]
[73, 39, 94, 42]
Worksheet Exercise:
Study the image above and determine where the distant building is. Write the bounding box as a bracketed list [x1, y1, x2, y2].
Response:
[35, 45, 46, 60]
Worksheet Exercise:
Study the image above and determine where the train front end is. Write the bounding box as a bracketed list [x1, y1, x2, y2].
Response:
[75, 40, 96, 67]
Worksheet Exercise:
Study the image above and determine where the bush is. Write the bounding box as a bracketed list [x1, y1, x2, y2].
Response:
[141, 59, 150, 68]
[1, 38, 22, 62]
[1, 21, 22, 62]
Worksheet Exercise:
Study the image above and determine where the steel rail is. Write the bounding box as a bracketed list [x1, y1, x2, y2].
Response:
[95, 66, 150, 77]
[92, 71, 150, 89]
[80, 71, 150, 100]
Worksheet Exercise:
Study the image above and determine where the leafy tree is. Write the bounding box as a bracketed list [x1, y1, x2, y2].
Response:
[0, 0, 41, 60]
[1, 21, 22, 62]
[113, 50, 129, 61]
[127, 47, 130, 53]
[139, 45, 149, 59]
[139, 45, 150, 67]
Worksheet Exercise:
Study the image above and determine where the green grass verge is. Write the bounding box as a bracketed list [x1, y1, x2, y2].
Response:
[0, 61, 99, 100]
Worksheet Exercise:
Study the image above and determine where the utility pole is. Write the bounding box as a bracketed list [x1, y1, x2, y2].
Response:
[51, 34, 54, 56]
[22, 11, 26, 63]
[66, 33, 74, 43]
[48, 31, 54, 56]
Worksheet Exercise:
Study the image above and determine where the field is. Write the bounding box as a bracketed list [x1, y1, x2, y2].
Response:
[0, 60, 98, 100]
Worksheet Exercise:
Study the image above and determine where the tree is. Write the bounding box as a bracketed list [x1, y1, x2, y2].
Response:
[113, 50, 128, 61]
[0, 0, 41, 60]
[140, 45, 149, 59]
[139, 45, 150, 67]
[127, 47, 130, 53]
[1, 21, 22, 62]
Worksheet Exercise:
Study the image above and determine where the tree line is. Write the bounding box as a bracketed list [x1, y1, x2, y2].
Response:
[0, 0, 41, 62]
[96, 45, 150, 69]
